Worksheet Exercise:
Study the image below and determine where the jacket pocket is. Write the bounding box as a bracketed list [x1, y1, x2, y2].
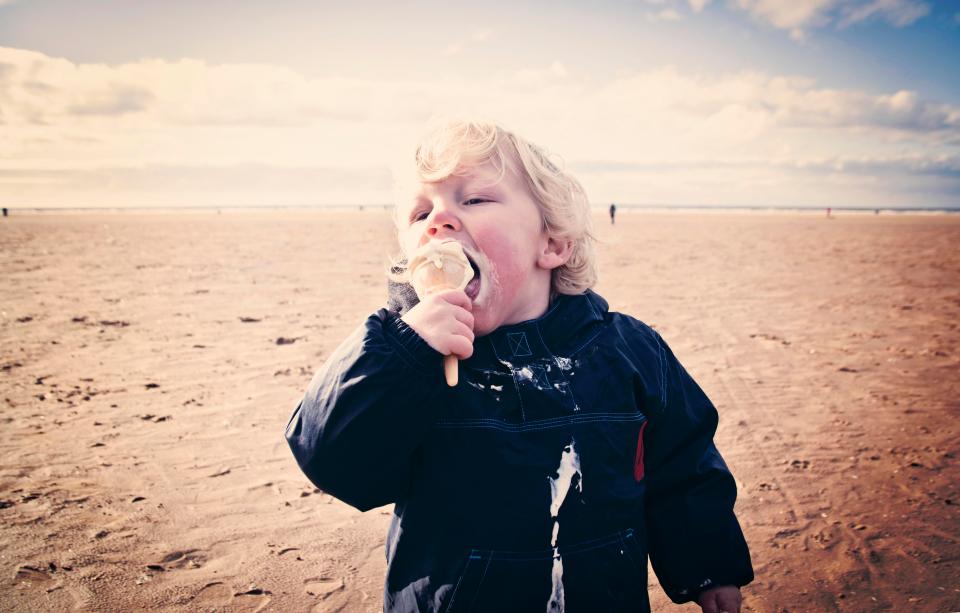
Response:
[443, 529, 649, 613]
[442, 551, 490, 613]
[558, 529, 649, 612]
[618, 527, 648, 577]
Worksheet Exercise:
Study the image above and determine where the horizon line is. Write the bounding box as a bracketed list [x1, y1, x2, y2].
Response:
[2, 203, 959, 214]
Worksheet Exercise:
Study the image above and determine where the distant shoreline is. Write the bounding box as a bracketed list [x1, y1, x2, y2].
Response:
[3, 204, 959, 215]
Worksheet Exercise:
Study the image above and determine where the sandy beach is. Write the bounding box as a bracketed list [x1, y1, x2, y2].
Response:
[2, 209, 958, 612]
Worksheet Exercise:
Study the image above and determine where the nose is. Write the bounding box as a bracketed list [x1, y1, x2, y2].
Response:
[425, 200, 461, 238]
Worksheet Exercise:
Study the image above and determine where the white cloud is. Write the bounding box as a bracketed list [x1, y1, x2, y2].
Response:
[0, 164, 394, 207]
[646, 8, 684, 22]
[571, 154, 960, 178]
[734, 0, 835, 31]
[732, 0, 930, 36]
[837, 0, 930, 27]
[66, 83, 154, 116]
[442, 28, 493, 56]
[513, 61, 568, 85]
[0, 47, 956, 208]
[638, 0, 709, 19]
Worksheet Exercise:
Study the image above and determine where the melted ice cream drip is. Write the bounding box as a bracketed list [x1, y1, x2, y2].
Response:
[547, 438, 581, 613]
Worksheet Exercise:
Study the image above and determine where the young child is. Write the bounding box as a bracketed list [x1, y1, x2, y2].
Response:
[285, 119, 753, 613]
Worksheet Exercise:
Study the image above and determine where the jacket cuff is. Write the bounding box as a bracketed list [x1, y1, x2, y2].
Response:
[671, 572, 753, 604]
[382, 311, 442, 373]
[654, 513, 754, 604]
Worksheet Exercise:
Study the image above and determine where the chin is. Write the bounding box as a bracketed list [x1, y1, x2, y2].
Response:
[471, 303, 506, 337]
[469, 284, 496, 337]
[472, 317, 497, 338]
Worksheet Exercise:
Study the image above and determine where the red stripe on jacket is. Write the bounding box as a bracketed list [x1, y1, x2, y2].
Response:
[634, 421, 648, 481]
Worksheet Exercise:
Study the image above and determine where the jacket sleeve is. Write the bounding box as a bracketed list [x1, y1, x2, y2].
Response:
[640, 329, 754, 603]
[284, 309, 444, 511]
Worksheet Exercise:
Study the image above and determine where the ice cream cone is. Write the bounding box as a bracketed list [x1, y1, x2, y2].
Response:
[408, 240, 475, 386]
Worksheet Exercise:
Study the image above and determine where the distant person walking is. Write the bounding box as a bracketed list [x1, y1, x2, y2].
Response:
[2, 208, 7, 217]
[609, 203, 617, 225]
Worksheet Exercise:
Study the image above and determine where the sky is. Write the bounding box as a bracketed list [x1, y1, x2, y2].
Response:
[0, 0, 958, 209]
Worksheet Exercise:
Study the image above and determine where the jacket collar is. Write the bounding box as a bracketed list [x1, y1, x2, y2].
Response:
[472, 290, 608, 366]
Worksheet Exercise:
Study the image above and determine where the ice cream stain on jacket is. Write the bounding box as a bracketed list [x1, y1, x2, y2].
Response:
[554, 356, 577, 373]
[499, 358, 581, 414]
[548, 438, 582, 613]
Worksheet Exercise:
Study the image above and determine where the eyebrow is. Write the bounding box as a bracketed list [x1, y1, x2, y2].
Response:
[458, 172, 504, 194]
[410, 174, 504, 202]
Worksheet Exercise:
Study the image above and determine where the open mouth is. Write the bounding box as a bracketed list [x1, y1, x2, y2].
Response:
[465, 254, 481, 300]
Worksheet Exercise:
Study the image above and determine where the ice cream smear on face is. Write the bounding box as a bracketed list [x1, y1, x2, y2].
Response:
[408, 240, 480, 300]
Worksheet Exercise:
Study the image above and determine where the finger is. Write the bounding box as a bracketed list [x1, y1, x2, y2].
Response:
[716, 593, 742, 613]
[453, 321, 475, 344]
[451, 308, 475, 331]
[697, 593, 720, 613]
[434, 288, 472, 310]
[449, 336, 474, 360]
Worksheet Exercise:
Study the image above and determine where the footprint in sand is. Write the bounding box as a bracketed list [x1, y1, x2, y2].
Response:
[154, 549, 206, 570]
[231, 586, 273, 612]
[15, 565, 56, 586]
[192, 582, 232, 608]
[14, 564, 62, 594]
[809, 523, 843, 551]
[190, 582, 272, 612]
[304, 576, 345, 599]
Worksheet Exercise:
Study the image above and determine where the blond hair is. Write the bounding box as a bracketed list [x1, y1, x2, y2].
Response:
[397, 118, 597, 295]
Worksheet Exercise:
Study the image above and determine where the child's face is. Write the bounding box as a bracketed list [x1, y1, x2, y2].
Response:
[396, 160, 562, 336]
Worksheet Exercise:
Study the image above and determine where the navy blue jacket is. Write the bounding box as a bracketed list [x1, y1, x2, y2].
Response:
[285, 291, 753, 612]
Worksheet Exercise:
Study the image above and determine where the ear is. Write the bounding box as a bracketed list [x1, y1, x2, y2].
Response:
[537, 236, 573, 271]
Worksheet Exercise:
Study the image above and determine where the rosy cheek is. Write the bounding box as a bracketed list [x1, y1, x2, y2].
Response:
[478, 259, 526, 307]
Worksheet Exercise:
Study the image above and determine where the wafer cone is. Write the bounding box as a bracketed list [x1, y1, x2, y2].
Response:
[408, 240, 475, 386]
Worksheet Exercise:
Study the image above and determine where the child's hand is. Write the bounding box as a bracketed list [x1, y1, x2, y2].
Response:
[697, 585, 742, 613]
[401, 289, 475, 360]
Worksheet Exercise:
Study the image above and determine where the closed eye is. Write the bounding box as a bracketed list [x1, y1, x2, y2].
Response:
[409, 207, 430, 223]
[463, 197, 492, 206]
